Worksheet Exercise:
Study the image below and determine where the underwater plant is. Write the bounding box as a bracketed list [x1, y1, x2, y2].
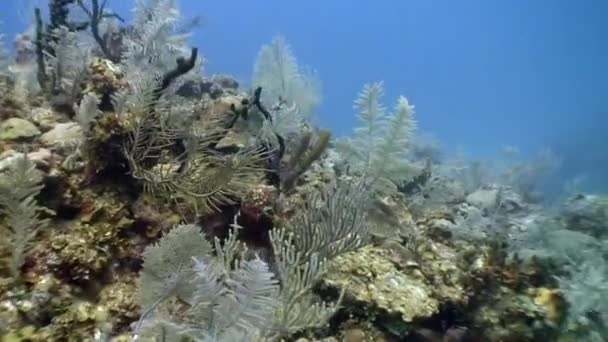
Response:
[495, 147, 562, 202]
[136, 223, 278, 341]
[134, 180, 370, 339]
[281, 181, 370, 262]
[73, 92, 101, 132]
[122, 73, 269, 215]
[136, 224, 273, 341]
[0, 155, 50, 281]
[135, 220, 350, 341]
[280, 129, 331, 191]
[338, 82, 417, 193]
[120, 0, 198, 91]
[31, 6, 95, 111]
[253, 35, 321, 136]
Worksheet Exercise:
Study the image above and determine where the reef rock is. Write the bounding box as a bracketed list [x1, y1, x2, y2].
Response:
[562, 194, 608, 238]
[466, 187, 499, 211]
[177, 74, 240, 99]
[0, 117, 40, 141]
[40, 122, 84, 148]
[323, 245, 466, 324]
[30, 107, 61, 131]
[466, 185, 525, 213]
[211, 74, 239, 90]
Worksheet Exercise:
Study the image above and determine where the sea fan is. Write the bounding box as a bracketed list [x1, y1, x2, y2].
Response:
[285, 181, 370, 262]
[73, 92, 101, 132]
[252, 36, 320, 133]
[338, 82, 417, 192]
[269, 228, 343, 339]
[265, 182, 369, 338]
[123, 0, 192, 80]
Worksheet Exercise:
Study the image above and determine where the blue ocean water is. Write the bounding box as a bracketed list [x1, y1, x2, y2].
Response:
[2, 0, 606, 191]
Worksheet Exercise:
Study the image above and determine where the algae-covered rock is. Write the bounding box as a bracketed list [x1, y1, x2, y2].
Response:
[85, 58, 126, 100]
[324, 246, 439, 322]
[215, 129, 248, 150]
[40, 122, 84, 148]
[0, 149, 51, 172]
[96, 279, 139, 333]
[0, 118, 40, 140]
[466, 187, 499, 210]
[45, 192, 135, 283]
[466, 185, 525, 213]
[469, 286, 562, 341]
[36, 300, 104, 340]
[30, 107, 60, 131]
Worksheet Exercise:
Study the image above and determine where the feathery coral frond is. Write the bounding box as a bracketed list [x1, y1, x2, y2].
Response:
[74, 92, 101, 131]
[253, 36, 320, 127]
[137, 225, 278, 341]
[135, 224, 212, 338]
[127, 0, 189, 67]
[338, 82, 417, 192]
[0, 31, 9, 76]
[214, 258, 279, 332]
[138, 224, 212, 308]
[286, 181, 370, 262]
[269, 229, 343, 338]
[0, 155, 50, 279]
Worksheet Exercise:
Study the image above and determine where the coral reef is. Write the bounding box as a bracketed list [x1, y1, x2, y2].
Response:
[0, 1, 603, 341]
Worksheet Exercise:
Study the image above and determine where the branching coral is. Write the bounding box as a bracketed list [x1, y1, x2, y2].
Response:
[48, 0, 90, 33]
[34, 8, 48, 90]
[76, 0, 125, 62]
